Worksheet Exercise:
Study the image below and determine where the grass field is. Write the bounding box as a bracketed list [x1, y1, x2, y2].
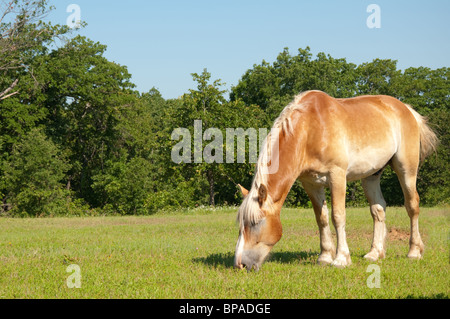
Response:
[0, 206, 448, 299]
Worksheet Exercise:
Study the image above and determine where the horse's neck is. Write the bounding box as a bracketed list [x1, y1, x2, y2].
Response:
[265, 166, 300, 209]
[260, 108, 307, 210]
[266, 132, 305, 207]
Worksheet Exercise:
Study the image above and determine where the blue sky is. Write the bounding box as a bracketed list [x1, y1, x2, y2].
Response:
[48, 0, 450, 99]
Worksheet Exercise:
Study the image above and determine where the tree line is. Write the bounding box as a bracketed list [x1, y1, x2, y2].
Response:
[1, 1, 448, 216]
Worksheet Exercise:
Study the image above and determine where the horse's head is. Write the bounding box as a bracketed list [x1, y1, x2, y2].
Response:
[234, 184, 282, 271]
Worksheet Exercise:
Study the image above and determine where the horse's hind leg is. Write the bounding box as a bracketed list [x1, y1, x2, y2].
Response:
[362, 173, 387, 261]
[390, 156, 424, 259]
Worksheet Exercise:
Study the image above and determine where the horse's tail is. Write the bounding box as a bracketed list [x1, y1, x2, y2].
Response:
[405, 104, 439, 163]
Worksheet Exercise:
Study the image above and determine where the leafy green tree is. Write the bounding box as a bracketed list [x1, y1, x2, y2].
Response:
[172, 69, 265, 206]
[35, 35, 136, 206]
[1, 128, 72, 216]
[231, 47, 314, 111]
[0, 0, 70, 100]
[231, 47, 359, 121]
[0, 0, 73, 211]
[0, 0, 71, 148]
[394, 67, 449, 114]
[91, 88, 188, 214]
[92, 156, 157, 215]
[0, 0, 69, 161]
[356, 59, 401, 95]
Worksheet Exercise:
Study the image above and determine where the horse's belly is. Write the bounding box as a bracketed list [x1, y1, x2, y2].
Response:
[346, 146, 394, 181]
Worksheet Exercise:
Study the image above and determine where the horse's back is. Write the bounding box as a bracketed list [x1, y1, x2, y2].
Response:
[302, 91, 418, 142]
[298, 91, 419, 181]
[303, 90, 414, 120]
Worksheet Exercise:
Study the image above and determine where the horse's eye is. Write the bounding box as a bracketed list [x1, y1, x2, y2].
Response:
[251, 217, 266, 229]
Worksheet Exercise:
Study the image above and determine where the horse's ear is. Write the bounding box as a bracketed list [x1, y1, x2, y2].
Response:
[258, 184, 268, 207]
[238, 184, 249, 197]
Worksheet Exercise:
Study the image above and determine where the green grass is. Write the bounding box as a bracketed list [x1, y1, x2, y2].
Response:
[0, 206, 448, 299]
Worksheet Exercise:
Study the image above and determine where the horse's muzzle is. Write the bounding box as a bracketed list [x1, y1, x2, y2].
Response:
[234, 249, 264, 271]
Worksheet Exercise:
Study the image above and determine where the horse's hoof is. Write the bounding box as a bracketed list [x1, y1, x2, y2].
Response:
[331, 254, 351, 268]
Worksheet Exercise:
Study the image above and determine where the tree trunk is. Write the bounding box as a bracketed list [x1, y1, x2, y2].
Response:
[207, 169, 215, 207]
[350, 183, 356, 202]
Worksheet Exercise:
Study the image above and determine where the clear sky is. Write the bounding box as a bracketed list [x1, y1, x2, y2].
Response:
[47, 0, 450, 99]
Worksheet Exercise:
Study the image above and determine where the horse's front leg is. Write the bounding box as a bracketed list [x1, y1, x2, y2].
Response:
[303, 182, 335, 265]
[330, 169, 352, 268]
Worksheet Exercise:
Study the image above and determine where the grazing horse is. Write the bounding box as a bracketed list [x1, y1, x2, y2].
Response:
[234, 90, 438, 270]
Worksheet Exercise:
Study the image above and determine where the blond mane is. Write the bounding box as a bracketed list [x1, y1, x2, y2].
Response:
[237, 91, 315, 229]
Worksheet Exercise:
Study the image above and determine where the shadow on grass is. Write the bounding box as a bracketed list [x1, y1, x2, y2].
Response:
[192, 250, 318, 269]
[405, 293, 449, 299]
[268, 250, 318, 265]
[192, 252, 235, 269]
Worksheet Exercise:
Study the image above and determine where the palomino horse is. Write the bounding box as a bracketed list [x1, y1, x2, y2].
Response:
[234, 90, 438, 270]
